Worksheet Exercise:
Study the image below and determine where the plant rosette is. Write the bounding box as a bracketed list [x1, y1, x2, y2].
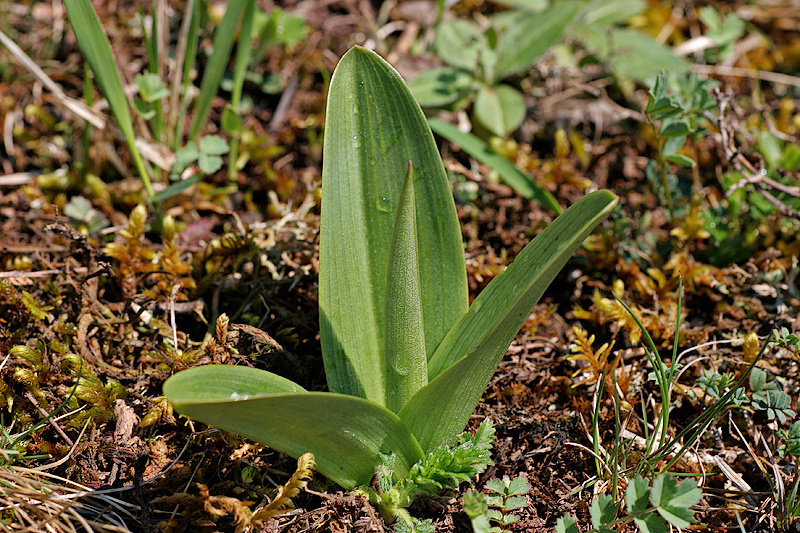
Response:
[164, 46, 617, 492]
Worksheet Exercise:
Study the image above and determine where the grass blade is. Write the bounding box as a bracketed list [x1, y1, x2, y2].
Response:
[428, 117, 562, 213]
[187, 0, 248, 140]
[63, 0, 154, 197]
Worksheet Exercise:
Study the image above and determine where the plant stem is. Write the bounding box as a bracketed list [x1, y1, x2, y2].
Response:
[646, 111, 674, 219]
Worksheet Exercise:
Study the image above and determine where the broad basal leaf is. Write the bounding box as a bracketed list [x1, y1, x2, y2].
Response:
[163, 365, 424, 489]
[320, 47, 468, 405]
[400, 190, 617, 451]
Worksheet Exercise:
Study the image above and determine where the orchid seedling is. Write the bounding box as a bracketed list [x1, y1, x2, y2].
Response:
[164, 47, 617, 493]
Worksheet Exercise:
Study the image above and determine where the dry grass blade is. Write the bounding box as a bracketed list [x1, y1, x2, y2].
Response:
[0, 466, 135, 532]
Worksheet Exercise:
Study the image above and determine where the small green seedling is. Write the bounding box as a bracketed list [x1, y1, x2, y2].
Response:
[364, 419, 495, 530]
[164, 46, 616, 508]
[466, 474, 531, 533]
[556, 474, 702, 533]
[410, 1, 581, 138]
[644, 71, 716, 216]
[750, 367, 795, 423]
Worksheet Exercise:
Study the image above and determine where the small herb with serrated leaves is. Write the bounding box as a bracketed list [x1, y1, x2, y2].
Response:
[556, 474, 702, 533]
[362, 419, 494, 532]
[466, 474, 530, 532]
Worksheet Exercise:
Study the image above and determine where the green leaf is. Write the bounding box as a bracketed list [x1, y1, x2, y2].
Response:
[662, 134, 686, 156]
[400, 190, 617, 451]
[435, 18, 485, 71]
[757, 131, 783, 168]
[407, 67, 476, 108]
[199, 134, 230, 155]
[626, 476, 651, 515]
[472, 418, 496, 452]
[493, 0, 548, 12]
[473, 84, 526, 137]
[255, 6, 309, 54]
[660, 121, 690, 138]
[63, 0, 153, 196]
[320, 47, 468, 405]
[172, 143, 200, 176]
[428, 118, 562, 213]
[132, 99, 156, 120]
[222, 104, 244, 134]
[196, 134, 229, 174]
[555, 514, 580, 533]
[651, 475, 700, 528]
[163, 365, 424, 489]
[197, 153, 224, 174]
[504, 495, 527, 510]
[579, 0, 646, 27]
[749, 367, 767, 392]
[495, 1, 581, 79]
[385, 163, 428, 413]
[633, 512, 669, 533]
[582, 28, 688, 83]
[665, 154, 696, 168]
[485, 478, 508, 493]
[135, 72, 170, 103]
[151, 174, 203, 203]
[188, 0, 248, 139]
[590, 493, 617, 528]
[648, 99, 680, 118]
[507, 475, 531, 496]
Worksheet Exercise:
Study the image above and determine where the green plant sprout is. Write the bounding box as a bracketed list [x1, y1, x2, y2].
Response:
[164, 46, 616, 518]
[556, 474, 702, 533]
[362, 419, 495, 531]
[770, 327, 800, 356]
[58, 0, 306, 201]
[465, 474, 531, 533]
[409, 1, 581, 138]
[644, 71, 716, 217]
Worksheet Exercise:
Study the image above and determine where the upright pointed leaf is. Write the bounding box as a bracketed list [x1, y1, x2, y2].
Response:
[385, 162, 427, 413]
[320, 47, 468, 404]
[163, 365, 424, 489]
[495, 1, 581, 79]
[187, 0, 248, 139]
[400, 190, 617, 451]
[63, 0, 153, 196]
